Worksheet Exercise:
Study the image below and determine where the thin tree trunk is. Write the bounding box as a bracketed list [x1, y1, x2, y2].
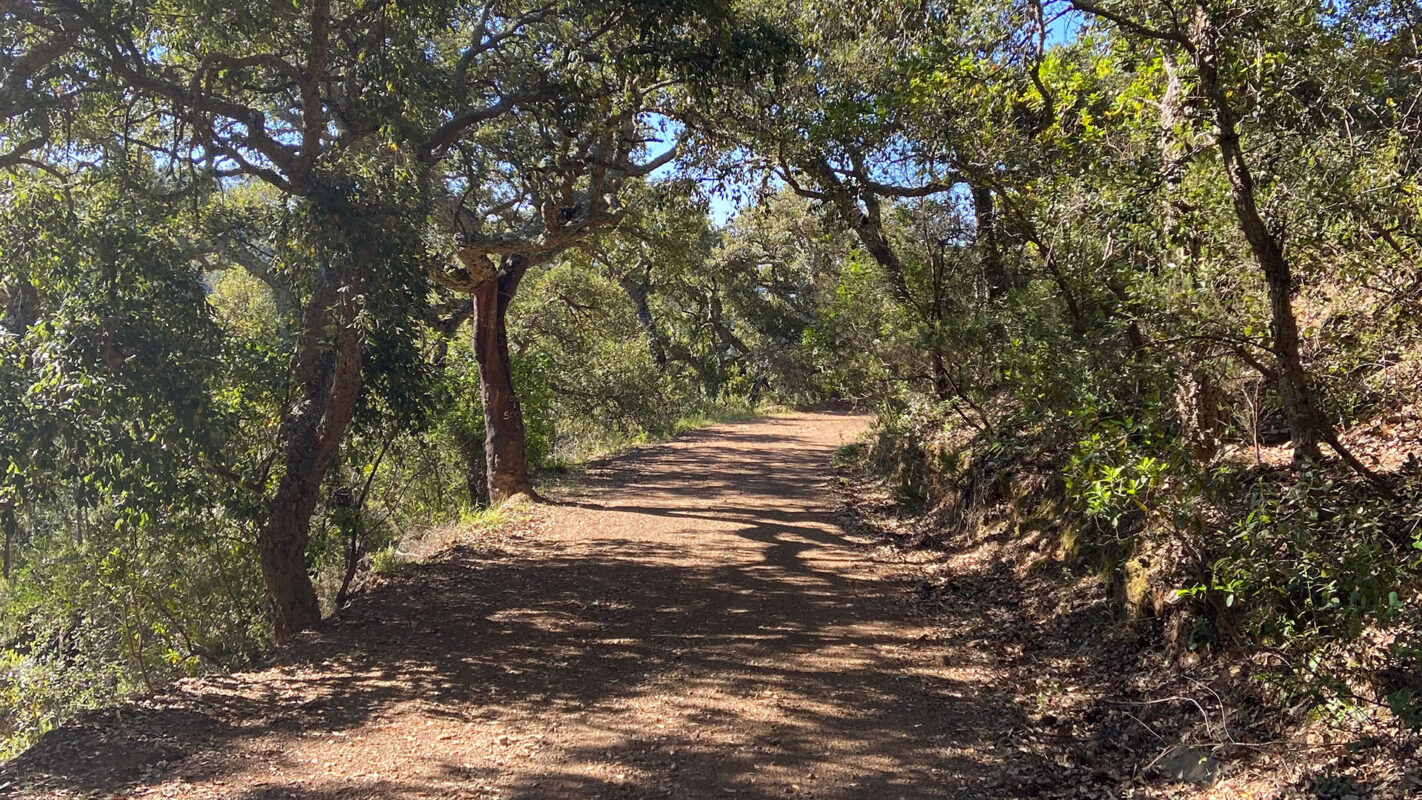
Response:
[1190, 4, 1388, 486]
[928, 239, 952, 401]
[1, 505, 14, 580]
[988, 186, 1091, 333]
[616, 267, 668, 367]
[802, 157, 916, 307]
[332, 487, 360, 607]
[458, 427, 489, 506]
[1158, 54, 1189, 258]
[2, 281, 38, 337]
[972, 184, 1011, 299]
[1030, 233, 1090, 334]
[929, 351, 953, 402]
[0, 274, 22, 580]
[667, 340, 713, 385]
[709, 289, 753, 359]
[472, 272, 533, 502]
[1189, 4, 1328, 465]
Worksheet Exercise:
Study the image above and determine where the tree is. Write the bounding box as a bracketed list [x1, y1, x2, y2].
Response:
[0, 167, 270, 686]
[430, 108, 679, 500]
[2, 0, 557, 636]
[422, 0, 775, 500]
[692, 0, 1017, 407]
[1061, 0, 1390, 477]
[3, 0, 791, 628]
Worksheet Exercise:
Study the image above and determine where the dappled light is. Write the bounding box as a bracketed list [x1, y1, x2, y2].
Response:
[4, 414, 1013, 798]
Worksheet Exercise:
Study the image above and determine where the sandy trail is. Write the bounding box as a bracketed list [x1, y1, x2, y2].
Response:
[4, 412, 1008, 799]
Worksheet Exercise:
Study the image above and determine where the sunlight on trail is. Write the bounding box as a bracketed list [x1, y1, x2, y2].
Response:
[4, 413, 1014, 799]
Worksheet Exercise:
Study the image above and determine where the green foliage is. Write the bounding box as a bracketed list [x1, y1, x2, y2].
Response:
[0, 171, 271, 754]
[707, 0, 1422, 738]
[1167, 470, 1422, 726]
[1064, 408, 1183, 536]
[1198, 472, 1421, 646]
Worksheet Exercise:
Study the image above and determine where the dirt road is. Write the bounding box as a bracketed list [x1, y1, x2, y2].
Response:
[4, 412, 1008, 799]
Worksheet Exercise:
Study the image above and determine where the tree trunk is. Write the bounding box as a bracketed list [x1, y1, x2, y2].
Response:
[257, 506, 322, 640]
[472, 273, 533, 503]
[0, 274, 17, 582]
[2, 280, 38, 337]
[709, 289, 753, 359]
[1029, 232, 1090, 334]
[1158, 54, 1189, 257]
[616, 269, 668, 367]
[457, 425, 489, 506]
[928, 238, 952, 402]
[988, 188, 1091, 333]
[331, 487, 360, 608]
[930, 351, 953, 402]
[1189, 3, 1330, 463]
[257, 263, 365, 642]
[972, 184, 1011, 300]
[1, 505, 14, 580]
[802, 157, 916, 307]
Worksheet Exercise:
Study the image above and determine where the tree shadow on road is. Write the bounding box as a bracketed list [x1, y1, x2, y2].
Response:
[2, 413, 1017, 799]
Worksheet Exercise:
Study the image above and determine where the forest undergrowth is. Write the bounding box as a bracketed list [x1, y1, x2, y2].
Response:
[836, 396, 1422, 797]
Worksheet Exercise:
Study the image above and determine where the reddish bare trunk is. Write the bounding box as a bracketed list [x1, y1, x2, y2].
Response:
[472, 276, 533, 502]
